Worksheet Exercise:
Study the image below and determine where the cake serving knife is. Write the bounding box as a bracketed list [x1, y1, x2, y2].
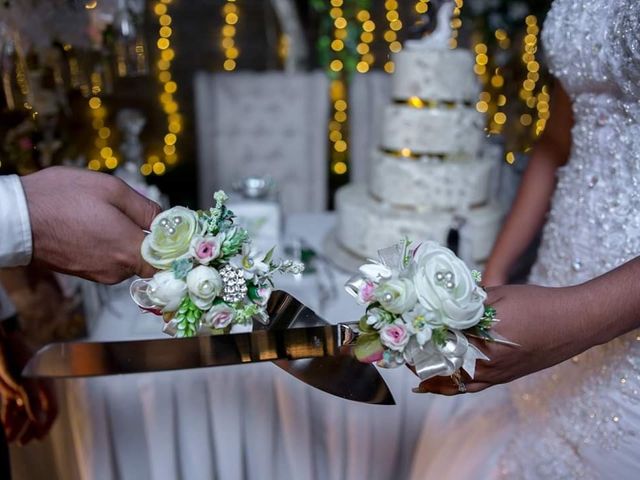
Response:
[22, 291, 395, 405]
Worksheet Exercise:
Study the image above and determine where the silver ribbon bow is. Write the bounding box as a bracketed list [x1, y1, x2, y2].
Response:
[405, 330, 489, 381]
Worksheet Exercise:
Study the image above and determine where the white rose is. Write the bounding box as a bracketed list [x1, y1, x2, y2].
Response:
[204, 303, 236, 329]
[374, 278, 417, 314]
[412, 241, 486, 330]
[186, 266, 223, 310]
[147, 271, 187, 312]
[141, 206, 199, 269]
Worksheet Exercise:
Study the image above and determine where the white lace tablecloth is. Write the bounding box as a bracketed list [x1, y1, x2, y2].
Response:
[13, 213, 447, 480]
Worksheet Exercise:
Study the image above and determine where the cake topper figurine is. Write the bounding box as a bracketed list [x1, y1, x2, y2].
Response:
[405, 0, 454, 50]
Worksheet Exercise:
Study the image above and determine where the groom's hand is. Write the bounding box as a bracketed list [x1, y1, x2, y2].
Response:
[21, 166, 161, 284]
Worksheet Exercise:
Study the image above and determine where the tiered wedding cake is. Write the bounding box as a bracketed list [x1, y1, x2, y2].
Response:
[334, 13, 503, 267]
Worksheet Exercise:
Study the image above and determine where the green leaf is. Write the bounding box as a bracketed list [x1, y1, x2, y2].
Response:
[431, 327, 448, 347]
[262, 246, 276, 264]
[358, 315, 374, 333]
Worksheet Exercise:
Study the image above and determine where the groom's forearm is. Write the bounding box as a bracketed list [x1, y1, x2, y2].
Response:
[577, 256, 640, 346]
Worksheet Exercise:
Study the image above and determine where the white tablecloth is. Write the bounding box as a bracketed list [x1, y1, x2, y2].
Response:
[12, 213, 457, 480]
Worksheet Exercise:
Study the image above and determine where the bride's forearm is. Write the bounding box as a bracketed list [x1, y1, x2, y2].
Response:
[576, 257, 640, 346]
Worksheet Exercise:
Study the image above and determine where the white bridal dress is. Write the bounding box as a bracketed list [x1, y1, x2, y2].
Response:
[411, 0, 640, 478]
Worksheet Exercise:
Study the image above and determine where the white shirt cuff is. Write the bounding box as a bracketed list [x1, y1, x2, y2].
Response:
[0, 174, 33, 267]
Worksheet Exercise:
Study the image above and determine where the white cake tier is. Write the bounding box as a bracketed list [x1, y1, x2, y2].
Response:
[335, 184, 503, 264]
[381, 104, 484, 156]
[392, 49, 479, 102]
[370, 150, 497, 210]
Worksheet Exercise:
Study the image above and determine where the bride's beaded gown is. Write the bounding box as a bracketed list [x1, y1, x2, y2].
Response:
[411, 0, 640, 478]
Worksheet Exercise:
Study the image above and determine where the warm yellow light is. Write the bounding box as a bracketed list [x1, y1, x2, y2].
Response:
[226, 46, 240, 58]
[88, 97, 101, 109]
[157, 38, 170, 50]
[148, 155, 160, 164]
[415, 2, 428, 14]
[100, 147, 113, 159]
[384, 61, 395, 73]
[361, 32, 374, 43]
[157, 59, 171, 70]
[331, 39, 344, 51]
[329, 130, 342, 142]
[164, 144, 176, 155]
[222, 3, 237, 14]
[385, 0, 398, 9]
[495, 29, 507, 40]
[98, 127, 111, 139]
[362, 53, 375, 64]
[356, 61, 370, 73]
[523, 79, 536, 91]
[383, 30, 397, 43]
[105, 157, 118, 169]
[362, 20, 375, 32]
[505, 152, 515, 164]
[494, 112, 507, 125]
[389, 20, 403, 31]
[335, 99, 347, 112]
[334, 140, 348, 153]
[154, 4, 167, 16]
[520, 114, 533, 126]
[159, 26, 172, 38]
[333, 161, 348, 175]
[408, 96, 424, 108]
[476, 53, 488, 65]
[386, 10, 399, 22]
[329, 7, 343, 19]
[88, 159, 101, 170]
[479, 91, 491, 101]
[222, 25, 236, 37]
[330, 59, 343, 72]
[400, 148, 412, 157]
[166, 154, 178, 165]
[330, 0, 343, 6]
[223, 59, 237, 71]
[497, 94, 507, 106]
[525, 15, 538, 26]
[356, 43, 369, 55]
[491, 75, 504, 88]
[164, 133, 177, 145]
[226, 13, 239, 25]
[334, 111, 347, 122]
[474, 65, 486, 75]
[164, 81, 177, 93]
[334, 17, 347, 29]
[168, 121, 182, 133]
[159, 71, 171, 83]
[390, 41, 402, 53]
[141, 164, 152, 176]
[85, 1, 98, 9]
[161, 49, 175, 62]
[356, 10, 370, 22]
[335, 29, 348, 40]
[474, 43, 487, 54]
[476, 101, 489, 113]
[159, 14, 172, 26]
[153, 162, 167, 175]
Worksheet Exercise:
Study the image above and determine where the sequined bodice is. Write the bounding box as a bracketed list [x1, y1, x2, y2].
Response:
[531, 0, 640, 286]
[500, 1, 640, 478]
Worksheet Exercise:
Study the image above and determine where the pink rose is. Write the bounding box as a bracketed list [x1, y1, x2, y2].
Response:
[379, 323, 410, 351]
[190, 235, 223, 264]
[204, 304, 236, 329]
[358, 280, 376, 304]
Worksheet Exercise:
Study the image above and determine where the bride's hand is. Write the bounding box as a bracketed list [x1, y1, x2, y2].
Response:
[415, 283, 598, 395]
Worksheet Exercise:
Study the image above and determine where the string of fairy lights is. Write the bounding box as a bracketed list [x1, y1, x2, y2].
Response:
[383, 0, 402, 73]
[356, 9, 375, 74]
[449, 0, 464, 49]
[328, 0, 349, 176]
[221, 0, 240, 71]
[138, 0, 182, 176]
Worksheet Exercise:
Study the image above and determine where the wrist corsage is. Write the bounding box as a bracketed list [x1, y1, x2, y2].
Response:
[131, 191, 303, 337]
[346, 240, 502, 385]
